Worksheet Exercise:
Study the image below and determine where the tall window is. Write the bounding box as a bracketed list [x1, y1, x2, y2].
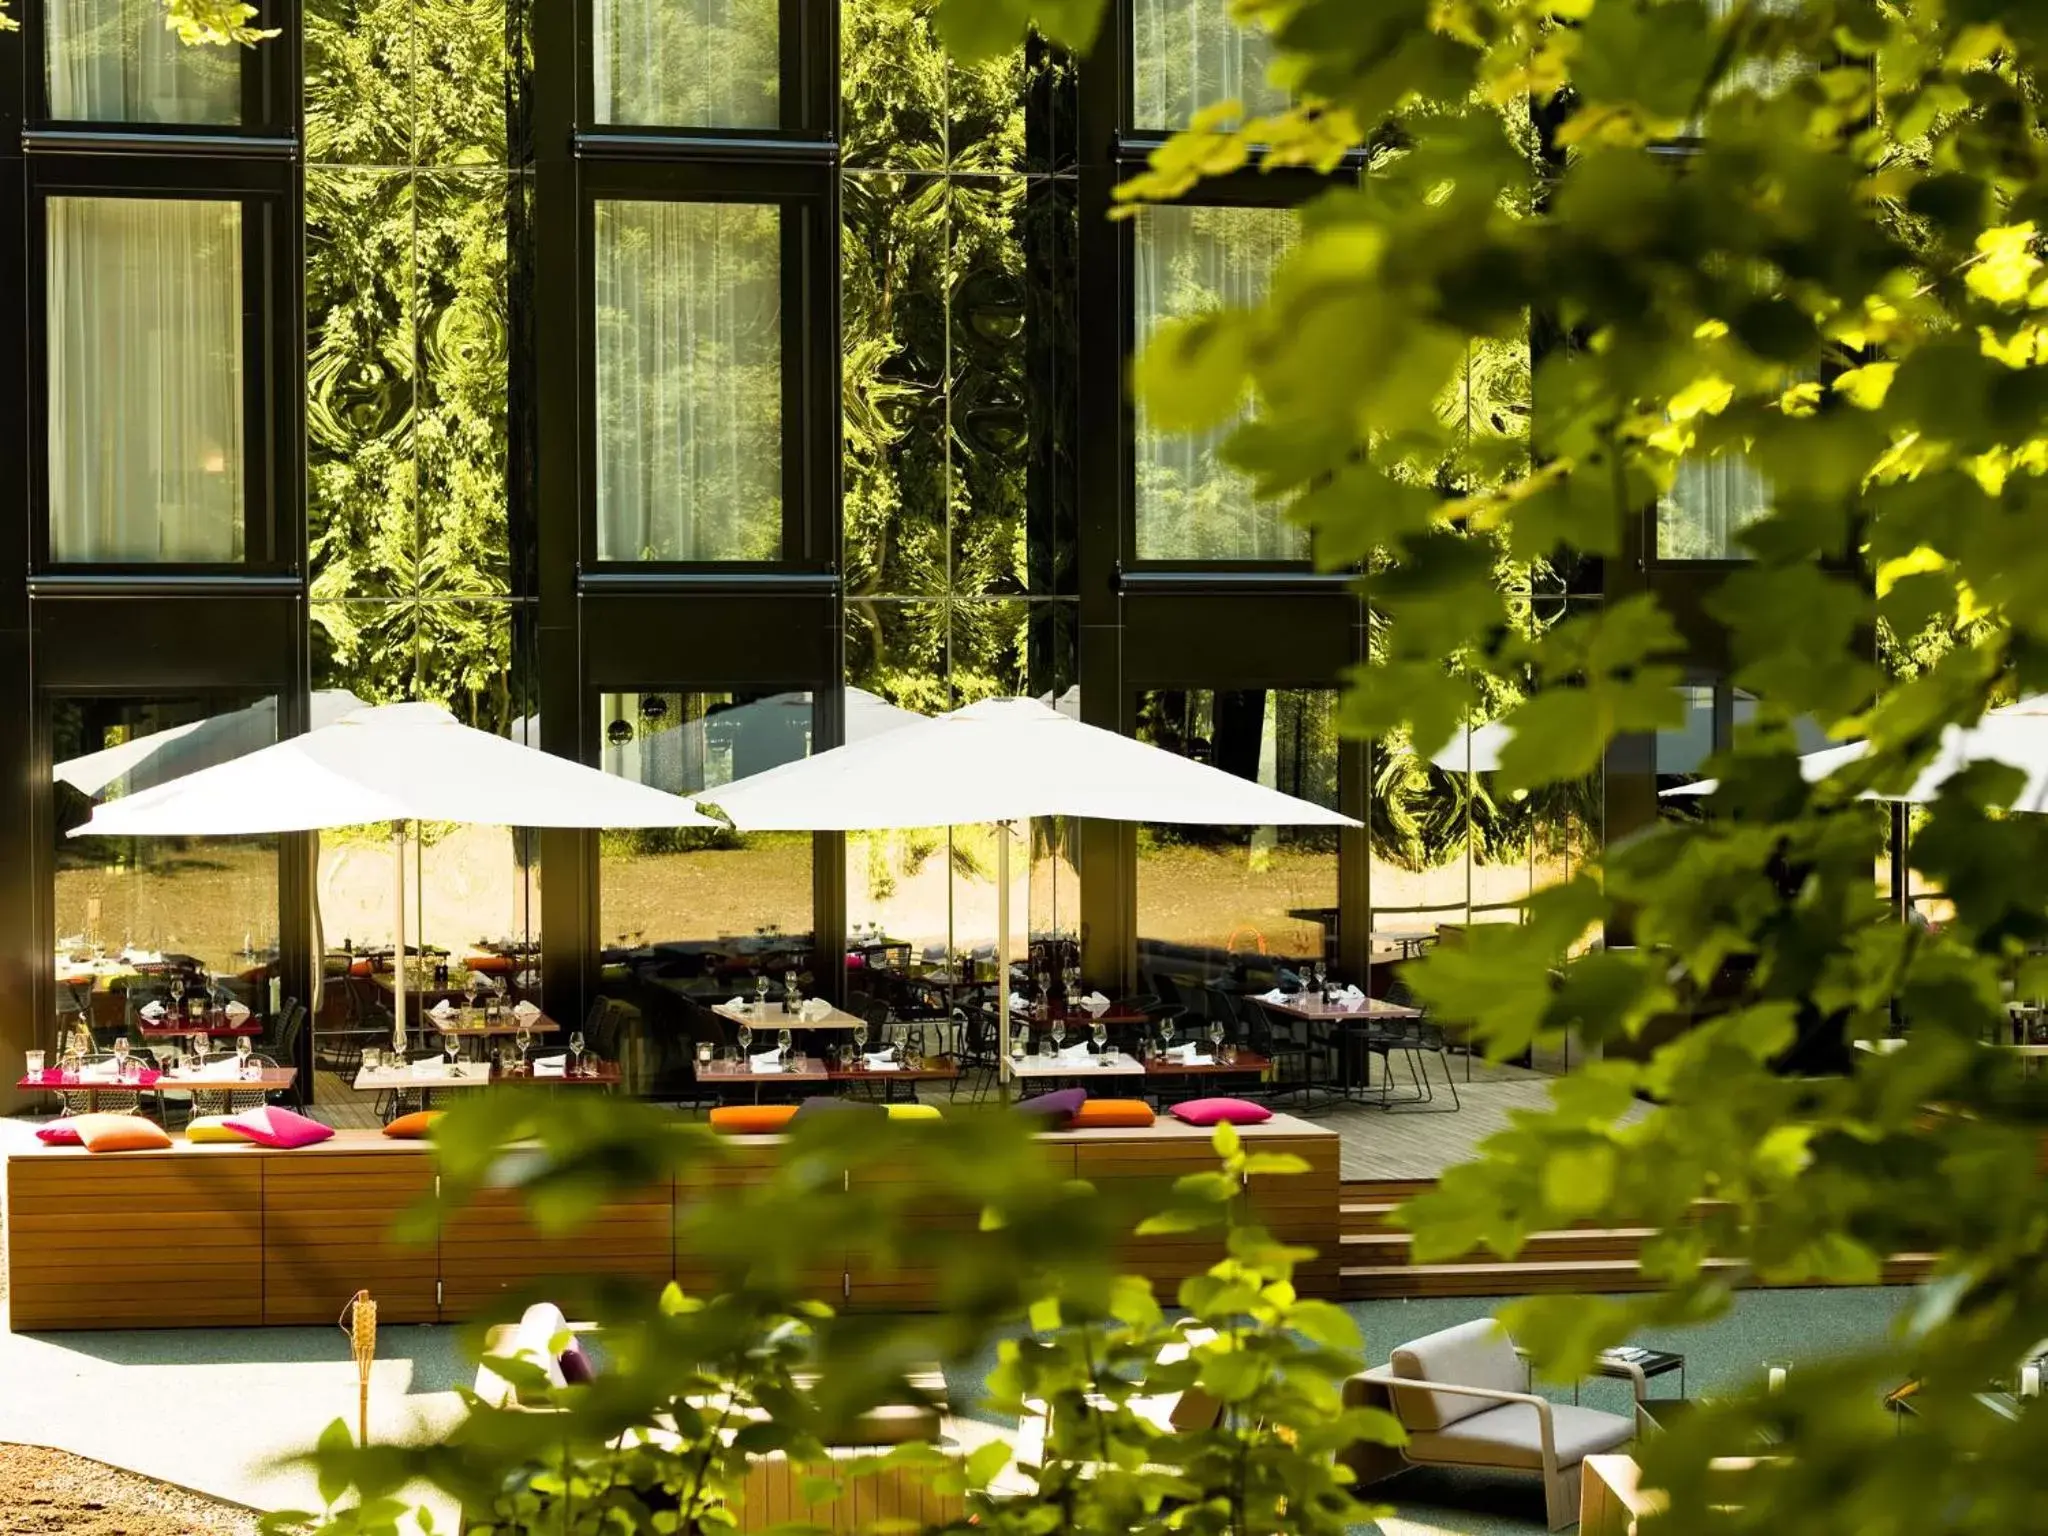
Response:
[52, 696, 282, 1039]
[592, 0, 778, 128]
[44, 0, 240, 124]
[598, 689, 815, 977]
[594, 200, 783, 562]
[1131, 0, 1287, 130]
[47, 197, 246, 564]
[1132, 204, 1303, 561]
[1134, 688, 1339, 983]
[1656, 451, 1771, 559]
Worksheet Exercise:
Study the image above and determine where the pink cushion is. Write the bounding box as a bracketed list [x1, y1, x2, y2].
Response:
[222, 1104, 335, 1149]
[1168, 1096, 1272, 1127]
[36, 1119, 82, 1146]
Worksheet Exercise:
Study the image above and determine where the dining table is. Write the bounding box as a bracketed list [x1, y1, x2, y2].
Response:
[137, 1014, 265, 1040]
[712, 1000, 866, 1031]
[20, 1065, 297, 1113]
[697, 1053, 832, 1103]
[1252, 991, 1422, 1101]
[1005, 1051, 1145, 1083]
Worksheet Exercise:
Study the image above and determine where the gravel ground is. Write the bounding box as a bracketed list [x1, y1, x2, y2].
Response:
[0, 1445, 261, 1535]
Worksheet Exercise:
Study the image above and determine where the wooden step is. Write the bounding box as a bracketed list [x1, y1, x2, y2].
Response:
[1341, 1227, 1654, 1265]
[1340, 1201, 1408, 1236]
[1342, 1259, 1654, 1298]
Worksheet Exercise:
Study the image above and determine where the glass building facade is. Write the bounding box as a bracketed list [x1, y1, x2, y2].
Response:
[0, 1, 1708, 1102]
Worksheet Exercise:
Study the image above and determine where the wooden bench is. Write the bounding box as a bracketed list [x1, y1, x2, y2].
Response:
[4, 1115, 1339, 1330]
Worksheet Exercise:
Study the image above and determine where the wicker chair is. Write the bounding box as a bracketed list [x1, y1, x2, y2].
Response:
[188, 1054, 278, 1118]
[56, 1053, 146, 1117]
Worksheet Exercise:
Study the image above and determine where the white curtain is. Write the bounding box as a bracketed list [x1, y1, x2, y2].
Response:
[592, 0, 778, 128]
[1132, 204, 1302, 561]
[45, 0, 239, 124]
[1658, 452, 1772, 559]
[47, 197, 246, 564]
[594, 199, 783, 562]
[1132, 0, 1286, 130]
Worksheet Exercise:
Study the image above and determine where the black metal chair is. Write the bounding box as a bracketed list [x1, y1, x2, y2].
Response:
[1226, 993, 1313, 1104]
[952, 1004, 1001, 1103]
[1384, 974, 1470, 1094]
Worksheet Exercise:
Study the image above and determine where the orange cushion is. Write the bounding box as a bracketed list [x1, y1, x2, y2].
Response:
[382, 1110, 444, 1140]
[1070, 1098, 1156, 1129]
[73, 1113, 172, 1153]
[709, 1104, 798, 1135]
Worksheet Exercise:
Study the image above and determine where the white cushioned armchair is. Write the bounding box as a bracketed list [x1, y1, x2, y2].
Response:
[1344, 1319, 1636, 1530]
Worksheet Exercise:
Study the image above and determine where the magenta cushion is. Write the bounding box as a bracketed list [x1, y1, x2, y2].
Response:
[35, 1119, 82, 1146]
[1015, 1086, 1088, 1124]
[222, 1104, 335, 1149]
[1168, 1096, 1272, 1127]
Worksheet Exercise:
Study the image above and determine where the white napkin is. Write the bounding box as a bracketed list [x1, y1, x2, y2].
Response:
[726, 997, 747, 1010]
[749, 1049, 783, 1072]
[139, 1001, 165, 1021]
[121, 947, 163, 964]
[864, 1054, 902, 1071]
[799, 997, 832, 1022]
[1057, 1042, 1093, 1065]
[429, 999, 456, 1019]
[410, 1060, 449, 1080]
[1008, 992, 1030, 1010]
[1082, 991, 1111, 1017]
[180, 1058, 242, 1081]
[81, 1060, 118, 1081]
[512, 1000, 541, 1021]
[1257, 988, 1289, 1004]
[224, 1001, 251, 1021]
[531, 1054, 566, 1077]
[1336, 984, 1365, 1001]
[516, 969, 539, 988]
[1166, 1042, 1199, 1062]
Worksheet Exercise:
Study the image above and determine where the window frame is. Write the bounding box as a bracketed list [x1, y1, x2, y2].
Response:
[26, 154, 298, 577]
[22, 0, 296, 137]
[576, 0, 833, 140]
[577, 158, 836, 577]
[1120, 0, 1291, 141]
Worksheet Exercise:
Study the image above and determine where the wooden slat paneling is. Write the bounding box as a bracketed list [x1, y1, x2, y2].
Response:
[263, 1154, 439, 1324]
[440, 1184, 674, 1319]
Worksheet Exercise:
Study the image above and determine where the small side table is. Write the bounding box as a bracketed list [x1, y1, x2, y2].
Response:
[1579, 1349, 1686, 1405]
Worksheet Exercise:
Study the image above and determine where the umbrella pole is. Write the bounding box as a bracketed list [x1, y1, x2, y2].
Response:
[391, 820, 407, 1056]
[998, 820, 1012, 1102]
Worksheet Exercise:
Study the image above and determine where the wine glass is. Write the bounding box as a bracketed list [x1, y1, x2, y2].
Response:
[236, 1034, 254, 1078]
[783, 969, 799, 1007]
[1050, 1019, 1066, 1049]
[1009, 1032, 1026, 1059]
[857, 1019, 871, 1052]
[777, 1026, 793, 1056]
[442, 1032, 460, 1067]
[170, 974, 185, 1013]
[112, 1035, 131, 1081]
[191, 1034, 209, 1072]
[1090, 1019, 1106, 1052]
[496, 1043, 516, 1078]
[1157, 1015, 1176, 1053]
[515, 1021, 533, 1061]
[738, 1022, 754, 1054]
[465, 974, 482, 1021]
[754, 973, 770, 1012]
[1208, 1020, 1226, 1055]
[570, 1030, 587, 1076]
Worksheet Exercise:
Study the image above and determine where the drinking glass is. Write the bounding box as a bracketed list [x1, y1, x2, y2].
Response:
[755, 974, 770, 1011]
[442, 1032, 460, 1066]
[362, 1047, 381, 1074]
[1209, 1021, 1226, 1052]
[236, 1035, 253, 1078]
[572, 1031, 588, 1075]
[1050, 1019, 1065, 1048]
[515, 1023, 533, 1060]
[1010, 1033, 1025, 1059]
[497, 1044, 516, 1077]
[738, 1023, 753, 1053]
[1091, 1020, 1106, 1052]
[783, 969, 798, 1006]
[695, 1041, 711, 1068]
[857, 1020, 871, 1051]
[192, 1036, 209, 1072]
[777, 1027, 793, 1056]
[1038, 1031, 1054, 1057]
[113, 1036, 131, 1079]
[1157, 1016, 1176, 1052]
[25, 1049, 44, 1079]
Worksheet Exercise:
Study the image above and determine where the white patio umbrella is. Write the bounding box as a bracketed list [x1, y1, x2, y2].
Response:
[1662, 695, 2048, 809]
[71, 701, 718, 1050]
[55, 689, 368, 798]
[1429, 721, 1513, 775]
[702, 697, 1360, 1078]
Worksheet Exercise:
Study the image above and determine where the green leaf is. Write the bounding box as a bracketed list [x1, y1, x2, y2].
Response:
[314, 1418, 354, 1509]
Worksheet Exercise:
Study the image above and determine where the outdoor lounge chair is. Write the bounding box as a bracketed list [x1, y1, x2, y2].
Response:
[1344, 1319, 1636, 1530]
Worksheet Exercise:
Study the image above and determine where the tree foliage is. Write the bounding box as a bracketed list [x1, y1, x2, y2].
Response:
[0, 0, 276, 45]
[967, 3, 2048, 1534]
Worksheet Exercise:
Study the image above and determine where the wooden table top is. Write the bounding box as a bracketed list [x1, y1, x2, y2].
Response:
[137, 1018, 264, 1039]
[1006, 1052, 1144, 1079]
[1255, 995, 1422, 1021]
[1016, 1002, 1149, 1026]
[352, 1061, 618, 1090]
[698, 1054, 831, 1085]
[825, 1060, 960, 1082]
[21, 1067, 297, 1093]
[1142, 1051, 1271, 1076]
[713, 1001, 865, 1030]
[418, 1011, 562, 1037]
